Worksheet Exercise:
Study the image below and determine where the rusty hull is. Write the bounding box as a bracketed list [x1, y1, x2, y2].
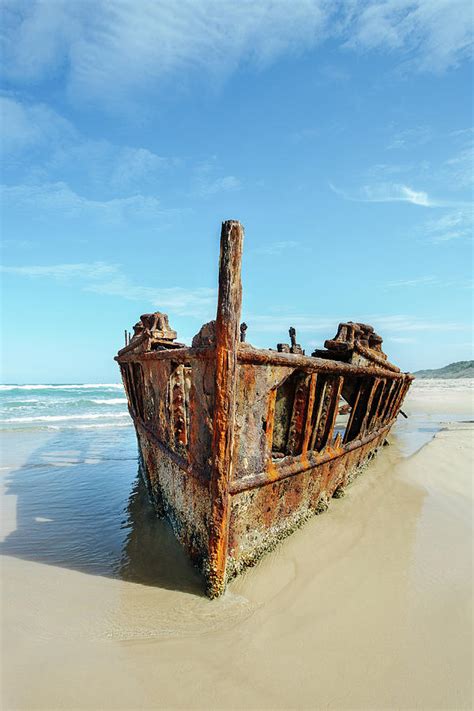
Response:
[116, 220, 413, 597]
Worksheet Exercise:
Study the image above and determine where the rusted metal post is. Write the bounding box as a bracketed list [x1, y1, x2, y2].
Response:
[207, 220, 244, 597]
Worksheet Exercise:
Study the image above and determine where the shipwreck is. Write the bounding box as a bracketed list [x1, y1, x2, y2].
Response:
[116, 220, 413, 597]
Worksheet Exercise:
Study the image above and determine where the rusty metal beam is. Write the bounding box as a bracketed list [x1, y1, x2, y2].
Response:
[321, 375, 344, 449]
[309, 377, 328, 451]
[287, 373, 312, 455]
[237, 346, 413, 381]
[207, 220, 244, 598]
[264, 387, 278, 456]
[353, 342, 400, 372]
[229, 423, 392, 494]
[360, 377, 381, 438]
[115, 345, 213, 363]
[301, 373, 317, 454]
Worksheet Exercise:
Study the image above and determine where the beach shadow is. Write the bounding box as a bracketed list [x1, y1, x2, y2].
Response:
[0, 428, 205, 596]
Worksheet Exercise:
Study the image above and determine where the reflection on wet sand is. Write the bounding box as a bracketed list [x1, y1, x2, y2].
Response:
[0, 428, 203, 595]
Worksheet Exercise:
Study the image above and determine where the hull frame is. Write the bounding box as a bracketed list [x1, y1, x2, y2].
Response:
[116, 221, 413, 597]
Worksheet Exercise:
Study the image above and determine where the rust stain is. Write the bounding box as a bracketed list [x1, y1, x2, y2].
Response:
[115, 220, 413, 597]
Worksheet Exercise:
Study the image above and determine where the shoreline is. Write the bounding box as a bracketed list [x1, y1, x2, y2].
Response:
[1, 386, 473, 710]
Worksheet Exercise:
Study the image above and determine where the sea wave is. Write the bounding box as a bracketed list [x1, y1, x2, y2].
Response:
[411, 378, 473, 391]
[0, 384, 123, 391]
[46, 422, 133, 430]
[90, 398, 128, 405]
[2, 412, 130, 424]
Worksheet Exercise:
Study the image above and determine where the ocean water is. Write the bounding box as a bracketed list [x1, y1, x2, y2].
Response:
[0, 383, 130, 431]
[0, 379, 471, 595]
[0, 383, 204, 593]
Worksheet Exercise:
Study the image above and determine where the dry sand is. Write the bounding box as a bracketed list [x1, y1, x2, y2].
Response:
[1, 385, 473, 710]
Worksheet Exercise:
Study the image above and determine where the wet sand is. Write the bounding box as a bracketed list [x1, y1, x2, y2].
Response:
[1, 385, 473, 710]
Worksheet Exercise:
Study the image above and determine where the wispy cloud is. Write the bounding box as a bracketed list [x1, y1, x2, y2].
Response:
[387, 336, 417, 344]
[197, 175, 241, 197]
[1, 182, 176, 224]
[290, 128, 320, 144]
[423, 209, 473, 243]
[364, 163, 411, 178]
[1, 1, 471, 105]
[385, 276, 439, 288]
[383, 275, 472, 289]
[329, 181, 434, 206]
[245, 313, 468, 336]
[253, 241, 300, 257]
[386, 126, 433, 150]
[0, 95, 76, 153]
[0, 261, 216, 317]
[1, 96, 173, 193]
[330, 181, 471, 208]
[344, 0, 473, 74]
[443, 143, 473, 189]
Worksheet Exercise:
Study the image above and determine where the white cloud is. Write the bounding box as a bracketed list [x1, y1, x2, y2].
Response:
[330, 179, 473, 208]
[387, 336, 417, 344]
[0, 262, 117, 280]
[1, 1, 471, 105]
[0, 95, 76, 152]
[1, 96, 172, 193]
[329, 181, 434, 206]
[385, 276, 438, 288]
[443, 143, 473, 189]
[0, 261, 216, 317]
[386, 126, 433, 150]
[1, 182, 169, 223]
[423, 209, 473, 243]
[369, 314, 468, 333]
[197, 175, 241, 197]
[245, 313, 468, 336]
[344, 0, 473, 73]
[253, 241, 300, 256]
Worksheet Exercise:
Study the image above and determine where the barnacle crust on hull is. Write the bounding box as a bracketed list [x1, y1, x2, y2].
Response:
[115, 220, 413, 598]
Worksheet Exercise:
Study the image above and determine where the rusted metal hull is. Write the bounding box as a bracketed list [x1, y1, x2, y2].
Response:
[116, 221, 413, 597]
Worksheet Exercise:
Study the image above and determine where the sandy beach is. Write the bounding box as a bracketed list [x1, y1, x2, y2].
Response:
[1, 381, 472, 710]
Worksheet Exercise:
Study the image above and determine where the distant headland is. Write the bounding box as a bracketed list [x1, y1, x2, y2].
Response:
[414, 361, 473, 379]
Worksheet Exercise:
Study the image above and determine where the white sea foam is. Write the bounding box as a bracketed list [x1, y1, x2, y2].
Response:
[90, 398, 128, 405]
[3, 398, 40, 403]
[411, 378, 473, 392]
[3, 412, 130, 424]
[0, 384, 123, 391]
[47, 422, 133, 430]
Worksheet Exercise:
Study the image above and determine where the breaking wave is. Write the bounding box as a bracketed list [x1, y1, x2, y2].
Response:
[46, 422, 133, 431]
[3, 412, 130, 424]
[90, 398, 128, 405]
[0, 384, 123, 391]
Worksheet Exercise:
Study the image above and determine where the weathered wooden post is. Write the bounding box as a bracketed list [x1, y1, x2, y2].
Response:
[207, 220, 244, 597]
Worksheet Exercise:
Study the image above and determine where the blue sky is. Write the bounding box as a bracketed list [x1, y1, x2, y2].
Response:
[1, 0, 472, 383]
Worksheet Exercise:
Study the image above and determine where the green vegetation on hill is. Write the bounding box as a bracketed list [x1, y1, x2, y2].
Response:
[414, 360, 474, 379]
